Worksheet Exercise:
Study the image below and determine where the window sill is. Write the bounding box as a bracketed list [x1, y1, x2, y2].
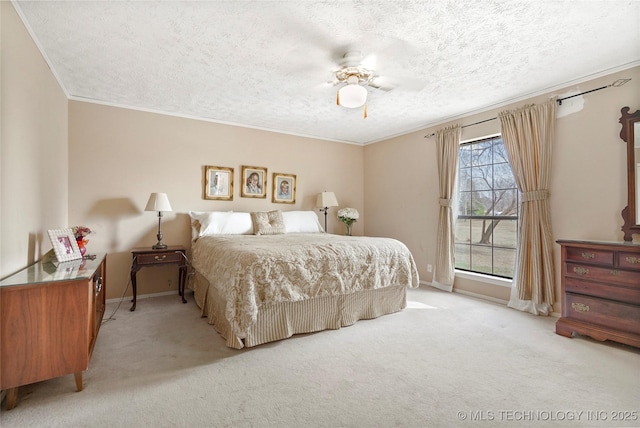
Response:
[454, 270, 512, 288]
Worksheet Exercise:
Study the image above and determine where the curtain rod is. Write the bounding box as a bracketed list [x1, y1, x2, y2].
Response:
[423, 78, 631, 138]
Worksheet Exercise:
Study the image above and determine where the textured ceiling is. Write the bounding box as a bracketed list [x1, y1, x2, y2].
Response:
[14, 1, 640, 145]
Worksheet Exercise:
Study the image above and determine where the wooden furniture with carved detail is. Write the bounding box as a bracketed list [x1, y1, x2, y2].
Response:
[130, 246, 187, 311]
[556, 240, 640, 348]
[618, 107, 640, 241]
[0, 254, 106, 410]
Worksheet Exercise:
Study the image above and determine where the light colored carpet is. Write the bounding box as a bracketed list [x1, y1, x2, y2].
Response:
[1, 286, 638, 427]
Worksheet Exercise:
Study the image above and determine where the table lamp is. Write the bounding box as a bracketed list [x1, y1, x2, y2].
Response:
[145, 192, 172, 249]
[316, 191, 338, 232]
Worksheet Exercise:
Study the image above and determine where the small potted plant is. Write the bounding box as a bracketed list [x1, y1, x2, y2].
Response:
[337, 208, 359, 236]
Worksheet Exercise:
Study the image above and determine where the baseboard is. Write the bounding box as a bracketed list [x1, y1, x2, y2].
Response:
[420, 280, 509, 305]
[115, 285, 558, 317]
[420, 280, 561, 317]
[453, 288, 509, 305]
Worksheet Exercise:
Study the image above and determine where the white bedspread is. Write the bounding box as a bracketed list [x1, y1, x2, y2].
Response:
[191, 233, 419, 338]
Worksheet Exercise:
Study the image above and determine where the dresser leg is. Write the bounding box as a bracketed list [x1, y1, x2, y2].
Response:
[74, 372, 83, 391]
[5, 387, 18, 410]
[555, 319, 574, 338]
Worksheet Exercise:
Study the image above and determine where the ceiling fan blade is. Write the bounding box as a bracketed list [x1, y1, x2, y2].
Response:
[311, 80, 340, 91]
[396, 76, 429, 92]
[369, 75, 428, 93]
[375, 36, 420, 65]
[363, 36, 426, 82]
[368, 76, 396, 92]
[360, 53, 377, 70]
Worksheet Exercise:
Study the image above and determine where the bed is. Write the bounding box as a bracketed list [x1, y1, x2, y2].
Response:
[188, 210, 419, 349]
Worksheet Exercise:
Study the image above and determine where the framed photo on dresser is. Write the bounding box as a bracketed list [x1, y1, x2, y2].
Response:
[47, 228, 83, 262]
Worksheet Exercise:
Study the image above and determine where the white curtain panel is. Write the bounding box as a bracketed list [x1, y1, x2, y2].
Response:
[432, 124, 461, 292]
[499, 98, 557, 315]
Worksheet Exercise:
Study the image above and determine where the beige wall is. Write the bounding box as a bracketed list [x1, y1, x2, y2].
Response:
[3, 3, 639, 312]
[364, 66, 640, 310]
[0, 2, 68, 278]
[68, 102, 364, 299]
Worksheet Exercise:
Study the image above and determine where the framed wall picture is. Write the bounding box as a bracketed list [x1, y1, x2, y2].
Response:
[241, 165, 267, 198]
[272, 172, 296, 204]
[204, 165, 234, 200]
[47, 228, 83, 262]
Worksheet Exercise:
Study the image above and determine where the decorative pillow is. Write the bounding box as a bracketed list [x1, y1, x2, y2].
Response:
[250, 210, 285, 235]
[282, 211, 324, 233]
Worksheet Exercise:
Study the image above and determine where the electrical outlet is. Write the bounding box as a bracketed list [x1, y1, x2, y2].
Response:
[168, 279, 173, 288]
[427, 264, 433, 273]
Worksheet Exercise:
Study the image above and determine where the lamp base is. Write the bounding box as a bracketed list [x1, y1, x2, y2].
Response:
[153, 226, 167, 249]
[319, 207, 328, 232]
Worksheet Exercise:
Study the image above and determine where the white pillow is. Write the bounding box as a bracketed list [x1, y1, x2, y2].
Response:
[189, 211, 233, 239]
[220, 212, 253, 235]
[282, 211, 324, 233]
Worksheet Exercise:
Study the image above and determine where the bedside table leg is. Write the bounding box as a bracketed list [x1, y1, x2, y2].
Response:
[130, 269, 137, 311]
[179, 266, 187, 303]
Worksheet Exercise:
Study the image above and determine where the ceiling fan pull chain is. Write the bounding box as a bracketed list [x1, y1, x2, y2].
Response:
[363, 104, 367, 119]
[336, 91, 340, 106]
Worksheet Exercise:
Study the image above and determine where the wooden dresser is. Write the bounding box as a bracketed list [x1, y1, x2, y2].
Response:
[0, 254, 106, 409]
[556, 240, 640, 348]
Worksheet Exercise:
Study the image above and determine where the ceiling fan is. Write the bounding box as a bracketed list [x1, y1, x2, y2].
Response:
[333, 51, 378, 117]
[332, 50, 424, 118]
[279, 16, 426, 115]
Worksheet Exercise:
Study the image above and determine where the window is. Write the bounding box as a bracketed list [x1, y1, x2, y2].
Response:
[455, 136, 518, 278]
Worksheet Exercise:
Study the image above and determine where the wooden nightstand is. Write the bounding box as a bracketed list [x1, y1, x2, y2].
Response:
[130, 246, 187, 311]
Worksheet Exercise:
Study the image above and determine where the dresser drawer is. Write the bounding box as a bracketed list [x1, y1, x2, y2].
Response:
[565, 247, 613, 266]
[565, 293, 640, 334]
[135, 252, 183, 265]
[565, 277, 640, 305]
[565, 262, 639, 287]
[618, 252, 640, 271]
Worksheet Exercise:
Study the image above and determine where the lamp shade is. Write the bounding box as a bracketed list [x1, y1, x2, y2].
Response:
[145, 193, 172, 212]
[338, 76, 368, 108]
[316, 191, 339, 208]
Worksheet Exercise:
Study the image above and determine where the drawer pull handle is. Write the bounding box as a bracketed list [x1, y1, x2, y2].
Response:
[573, 267, 589, 276]
[580, 252, 595, 259]
[571, 302, 590, 312]
[626, 256, 640, 264]
[610, 270, 619, 276]
[154, 255, 167, 261]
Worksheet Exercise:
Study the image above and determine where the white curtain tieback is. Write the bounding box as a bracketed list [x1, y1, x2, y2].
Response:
[522, 190, 549, 202]
[439, 198, 452, 207]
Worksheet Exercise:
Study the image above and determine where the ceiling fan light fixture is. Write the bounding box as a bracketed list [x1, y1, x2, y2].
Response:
[338, 81, 368, 109]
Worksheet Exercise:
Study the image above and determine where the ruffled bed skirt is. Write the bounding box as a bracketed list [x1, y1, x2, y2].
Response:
[190, 274, 407, 349]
